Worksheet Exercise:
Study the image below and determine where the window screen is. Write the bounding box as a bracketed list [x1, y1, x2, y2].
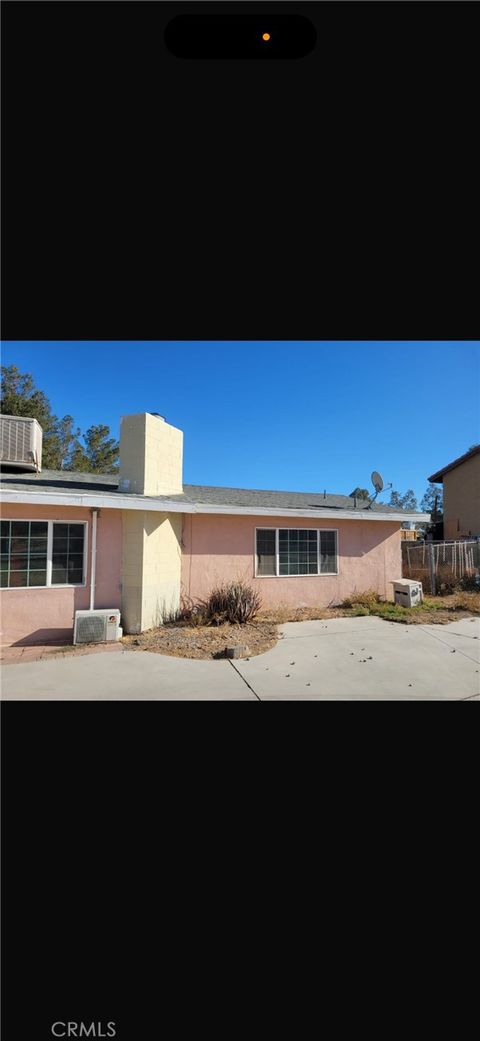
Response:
[319, 530, 337, 573]
[52, 523, 85, 585]
[256, 529, 276, 576]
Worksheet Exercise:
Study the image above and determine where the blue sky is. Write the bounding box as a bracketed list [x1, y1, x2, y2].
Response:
[2, 342, 479, 506]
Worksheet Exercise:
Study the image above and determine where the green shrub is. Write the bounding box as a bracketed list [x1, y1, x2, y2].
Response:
[206, 581, 262, 625]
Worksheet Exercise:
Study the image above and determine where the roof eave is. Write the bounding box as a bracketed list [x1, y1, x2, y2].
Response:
[0, 488, 431, 523]
[428, 445, 480, 483]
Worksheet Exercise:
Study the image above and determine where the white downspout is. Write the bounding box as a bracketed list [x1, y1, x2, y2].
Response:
[90, 509, 98, 610]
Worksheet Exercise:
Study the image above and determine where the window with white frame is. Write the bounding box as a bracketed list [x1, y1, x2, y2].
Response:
[255, 528, 338, 577]
[0, 520, 86, 588]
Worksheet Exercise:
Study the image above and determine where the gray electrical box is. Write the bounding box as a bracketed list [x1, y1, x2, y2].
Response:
[392, 580, 423, 607]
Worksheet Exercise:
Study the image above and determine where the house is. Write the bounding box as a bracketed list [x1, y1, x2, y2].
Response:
[0, 412, 430, 646]
[428, 445, 480, 540]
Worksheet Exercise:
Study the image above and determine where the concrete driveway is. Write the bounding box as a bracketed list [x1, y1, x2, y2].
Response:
[2, 616, 479, 700]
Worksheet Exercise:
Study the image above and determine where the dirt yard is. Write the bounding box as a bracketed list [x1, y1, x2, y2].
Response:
[122, 620, 278, 660]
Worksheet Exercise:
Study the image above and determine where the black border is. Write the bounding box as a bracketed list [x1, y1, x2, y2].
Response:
[2, 2, 478, 1037]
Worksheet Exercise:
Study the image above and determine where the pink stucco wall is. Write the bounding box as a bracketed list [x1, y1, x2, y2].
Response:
[181, 514, 402, 609]
[1, 505, 122, 645]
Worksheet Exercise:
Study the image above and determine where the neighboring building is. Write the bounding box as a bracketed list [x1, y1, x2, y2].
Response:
[0, 412, 430, 645]
[428, 446, 480, 540]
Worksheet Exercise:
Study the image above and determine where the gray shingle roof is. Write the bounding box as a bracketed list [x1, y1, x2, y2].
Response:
[0, 470, 119, 492]
[0, 469, 406, 514]
[181, 484, 400, 513]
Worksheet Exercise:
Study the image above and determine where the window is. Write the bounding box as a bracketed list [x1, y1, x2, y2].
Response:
[1, 520, 86, 588]
[51, 523, 86, 585]
[255, 528, 338, 577]
[279, 528, 318, 575]
[319, 530, 337, 574]
[256, 528, 276, 576]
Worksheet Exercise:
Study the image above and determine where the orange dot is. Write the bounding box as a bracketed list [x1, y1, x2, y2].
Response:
[262, 33, 271, 42]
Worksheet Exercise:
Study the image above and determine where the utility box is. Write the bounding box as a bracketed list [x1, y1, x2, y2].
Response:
[74, 609, 121, 644]
[392, 580, 423, 607]
[0, 415, 43, 472]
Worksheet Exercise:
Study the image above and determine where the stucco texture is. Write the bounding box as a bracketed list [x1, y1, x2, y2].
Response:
[1, 504, 122, 645]
[181, 514, 402, 609]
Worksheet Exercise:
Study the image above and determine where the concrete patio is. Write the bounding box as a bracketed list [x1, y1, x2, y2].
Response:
[1, 616, 479, 700]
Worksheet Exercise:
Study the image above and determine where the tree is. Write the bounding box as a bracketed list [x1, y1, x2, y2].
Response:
[0, 365, 82, 469]
[69, 425, 119, 474]
[350, 487, 370, 500]
[389, 488, 418, 511]
[1, 364, 54, 429]
[54, 415, 84, 470]
[0, 365, 118, 472]
[420, 483, 443, 518]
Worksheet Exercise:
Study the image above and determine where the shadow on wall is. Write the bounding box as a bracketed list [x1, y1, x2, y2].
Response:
[183, 518, 397, 557]
[154, 596, 181, 625]
[11, 628, 73, 647]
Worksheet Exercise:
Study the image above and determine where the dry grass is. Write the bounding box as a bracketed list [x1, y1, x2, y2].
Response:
[404, 565, 479, 596]
[260, 589, 480, 629]
[122, 619, 277, 660]
[428, 590, 480, 611]
[259, 605, 332, 624]
[339, 589, 381, 610]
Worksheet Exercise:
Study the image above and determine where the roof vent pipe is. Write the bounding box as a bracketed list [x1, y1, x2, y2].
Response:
[324, 490, 326, 499]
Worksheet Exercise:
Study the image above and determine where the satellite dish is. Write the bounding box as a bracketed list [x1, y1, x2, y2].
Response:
[371, 471, 384, 494]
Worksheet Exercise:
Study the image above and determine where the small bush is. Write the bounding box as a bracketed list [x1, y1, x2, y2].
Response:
[206, 581, 262, 625]
[178, 596, 209, 626]
[341, 589, 383, 610]
[457, 572, 480, 592]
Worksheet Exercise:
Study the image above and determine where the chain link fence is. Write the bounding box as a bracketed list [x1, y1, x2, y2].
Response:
[402, 539, 480, 594]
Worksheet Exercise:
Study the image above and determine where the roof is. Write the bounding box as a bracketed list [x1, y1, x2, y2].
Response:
[182, 484, 401, 513]
[0, 469, 424, 518]
[428, 444, 480, 483]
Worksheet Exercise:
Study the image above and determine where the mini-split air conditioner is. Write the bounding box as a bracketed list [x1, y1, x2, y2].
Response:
[74, 609, 122, 645]
[0, 415, 43, 471]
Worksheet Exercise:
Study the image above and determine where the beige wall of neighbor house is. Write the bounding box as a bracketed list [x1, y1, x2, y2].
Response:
[442, 453, 480, 539]
[121, 510, 182, 634]
[119, 413, 183, 496]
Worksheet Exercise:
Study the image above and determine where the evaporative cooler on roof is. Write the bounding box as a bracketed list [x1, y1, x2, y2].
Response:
[0, 416, 43, 472]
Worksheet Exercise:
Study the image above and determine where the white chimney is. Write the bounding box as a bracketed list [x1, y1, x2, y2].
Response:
[119, 413, 183, 496]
